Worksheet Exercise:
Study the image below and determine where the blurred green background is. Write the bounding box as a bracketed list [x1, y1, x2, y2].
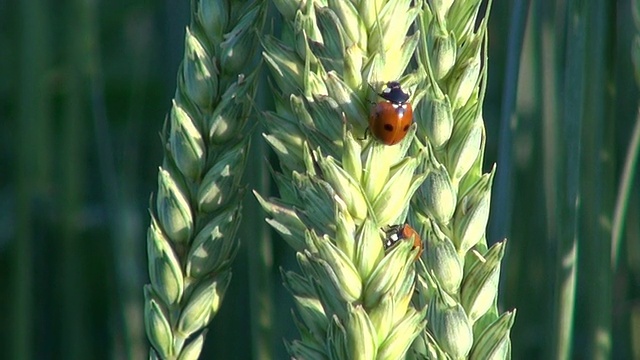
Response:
[2, 0, 639, 359]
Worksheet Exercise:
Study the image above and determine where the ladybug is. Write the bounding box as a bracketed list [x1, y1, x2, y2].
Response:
[368, 81, 414, 145]
[383, 223, 423, 260]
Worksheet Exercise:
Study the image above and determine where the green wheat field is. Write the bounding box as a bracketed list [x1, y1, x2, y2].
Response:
[2, 0, 639, 359]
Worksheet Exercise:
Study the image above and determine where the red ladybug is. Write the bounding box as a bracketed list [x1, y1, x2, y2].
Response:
[368, 81, 414, 145]
[383, 223, 423, 260]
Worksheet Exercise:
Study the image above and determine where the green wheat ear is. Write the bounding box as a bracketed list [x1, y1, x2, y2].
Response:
[259, 0, 514, 359]
[143, 0, 265, 359]
[407, 0, 516, 358]
[258, 0, 429, 358]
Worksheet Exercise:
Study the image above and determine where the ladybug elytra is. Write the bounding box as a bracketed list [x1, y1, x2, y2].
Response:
[368, 81, 414, 145]
[383, 223, 423, 260]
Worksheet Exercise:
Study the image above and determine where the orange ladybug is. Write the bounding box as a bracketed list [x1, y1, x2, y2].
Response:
[369, 81, 414, 145]
[383, 223, 423, 260]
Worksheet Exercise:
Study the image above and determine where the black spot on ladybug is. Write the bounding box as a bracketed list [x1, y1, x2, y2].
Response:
[403, 124, 410, 132]
[384, 124, 394, 132]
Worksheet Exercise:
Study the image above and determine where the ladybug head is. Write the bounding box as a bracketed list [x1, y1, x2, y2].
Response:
[379, 81, 410, 104]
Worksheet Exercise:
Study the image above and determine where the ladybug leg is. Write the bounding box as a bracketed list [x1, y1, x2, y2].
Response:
[358, 127, 370, 141]
[366, 83, 380, 105]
